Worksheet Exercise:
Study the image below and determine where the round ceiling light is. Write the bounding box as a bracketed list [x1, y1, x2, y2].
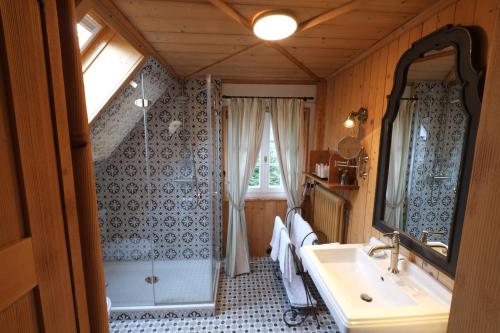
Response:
[252, 10, 297, 41]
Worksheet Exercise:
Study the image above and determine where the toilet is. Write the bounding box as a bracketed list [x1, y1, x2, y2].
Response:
[106, 297, 111, 316]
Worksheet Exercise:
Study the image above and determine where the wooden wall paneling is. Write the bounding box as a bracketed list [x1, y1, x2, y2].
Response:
[473, 0, 498, 69]
[448, 1, 500, 331]
[42, 0, 91, 330]
[56, 0, 109, 331]
[409, 25, 424, 45]
[362, 44, 390, 244]
[361, 39, 400, 243]
[314, 79, 327, 149]
[359, 54, 380, 243]
[346, 59, 371, 242]
[0, 0, 86, 331]
[0, 292, 40, 332]
[454, 0, 477, 25]
[222, 199, 287, 257]
[422, 13, 439, 36]
[346, 61, 366, 243]
[437, 4, 457, 28]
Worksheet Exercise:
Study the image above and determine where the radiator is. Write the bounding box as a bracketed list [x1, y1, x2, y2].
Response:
[313, 186, 346, 243]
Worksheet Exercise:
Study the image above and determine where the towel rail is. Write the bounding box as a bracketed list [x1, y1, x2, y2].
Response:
[283, 243, 320, 328]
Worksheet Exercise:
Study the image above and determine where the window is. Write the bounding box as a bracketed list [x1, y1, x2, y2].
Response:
[77, 15, 101, 50]
[248, 113, 284, 197]
[78, 13, 143, 122]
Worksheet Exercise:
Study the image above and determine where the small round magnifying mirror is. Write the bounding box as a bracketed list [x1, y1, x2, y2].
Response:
[337, 136, 362, 160]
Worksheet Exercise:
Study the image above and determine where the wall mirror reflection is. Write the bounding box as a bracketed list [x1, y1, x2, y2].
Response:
[373, 26, 483, 276]
[385, 46, 468, 257]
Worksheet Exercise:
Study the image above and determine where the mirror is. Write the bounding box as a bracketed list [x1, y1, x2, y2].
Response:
[373, 25, 483, 277]
[337, 136, 362, 160]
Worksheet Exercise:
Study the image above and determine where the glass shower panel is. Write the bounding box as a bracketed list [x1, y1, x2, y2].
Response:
[150, 77, 215, 305]
[95, 73, 155, 307]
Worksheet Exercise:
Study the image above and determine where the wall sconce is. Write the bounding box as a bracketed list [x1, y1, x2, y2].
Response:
[343, 107, 368, 128]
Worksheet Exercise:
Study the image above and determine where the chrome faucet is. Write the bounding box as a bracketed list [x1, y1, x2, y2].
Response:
[420, 230, 448, 255]
[368, 231, 400, 274]
[420, 229, 445, 243]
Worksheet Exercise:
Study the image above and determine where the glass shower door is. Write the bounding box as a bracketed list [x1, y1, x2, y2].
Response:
[96, 73, 155, 307]
[150, 77, 217, 306]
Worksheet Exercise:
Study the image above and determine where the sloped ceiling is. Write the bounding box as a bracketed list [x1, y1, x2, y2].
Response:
[90, 57, 177, 162]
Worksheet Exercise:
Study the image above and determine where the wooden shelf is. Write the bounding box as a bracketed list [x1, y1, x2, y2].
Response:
[305, 172, 359, 190]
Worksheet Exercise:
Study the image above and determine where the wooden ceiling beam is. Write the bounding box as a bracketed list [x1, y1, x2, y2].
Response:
[186, 42, 263, 78]
[207, 0, 319, 80]
[208, 0, 252, 30]
[298, 0, 366, 32]
[79, 0, 178, 77]
[267, 43, 320, 81]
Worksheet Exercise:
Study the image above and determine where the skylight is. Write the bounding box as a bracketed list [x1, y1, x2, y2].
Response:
[77, 15, 101, 50]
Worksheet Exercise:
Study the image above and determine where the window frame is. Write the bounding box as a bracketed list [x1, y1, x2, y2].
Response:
[247, 113, 285, 199]
[77, 14, 102, 52]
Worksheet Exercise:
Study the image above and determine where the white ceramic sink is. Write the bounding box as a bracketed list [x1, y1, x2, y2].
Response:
[301, 242, 451, 333]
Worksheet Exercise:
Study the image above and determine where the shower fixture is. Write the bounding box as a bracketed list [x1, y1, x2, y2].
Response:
[135, 98, 151, 108]
[129, 80, 138, 89]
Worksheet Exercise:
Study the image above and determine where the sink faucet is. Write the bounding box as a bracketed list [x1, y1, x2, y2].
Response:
[368, 231, 400, 274]
[420, 229, 448, 255]
[420, 229, 445, 243]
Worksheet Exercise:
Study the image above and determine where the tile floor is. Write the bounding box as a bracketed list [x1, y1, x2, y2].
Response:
[109, 257, 339, 332]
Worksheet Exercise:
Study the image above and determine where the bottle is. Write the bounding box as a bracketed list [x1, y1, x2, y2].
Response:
[340, 169, 349, 185]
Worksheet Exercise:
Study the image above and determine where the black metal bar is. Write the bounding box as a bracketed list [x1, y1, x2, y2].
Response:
[399, 97, 419, 100]
[222, 95, 314, 101]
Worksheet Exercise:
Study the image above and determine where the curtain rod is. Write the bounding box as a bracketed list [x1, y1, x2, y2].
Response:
[222, 95, 314, 101]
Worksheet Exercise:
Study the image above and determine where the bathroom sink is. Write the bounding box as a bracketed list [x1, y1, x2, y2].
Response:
[301, 242, 451, 333]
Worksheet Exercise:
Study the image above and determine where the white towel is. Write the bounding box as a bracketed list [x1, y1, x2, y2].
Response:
[278, 229, 295, 283]
[269, 216, 286, 261]
[283, 273, 317, 307]
[278, 227, 317, 307]
[291, 213, 317, 252]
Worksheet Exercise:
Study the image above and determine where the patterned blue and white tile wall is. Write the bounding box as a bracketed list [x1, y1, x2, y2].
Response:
[92, 57, 222, 262]
[405, 81, 468, 243]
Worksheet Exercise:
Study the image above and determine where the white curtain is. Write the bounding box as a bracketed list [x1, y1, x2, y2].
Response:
[385, 100, 415, 229]
[270, 98, 307, 216]
[226, 98, 266, 277]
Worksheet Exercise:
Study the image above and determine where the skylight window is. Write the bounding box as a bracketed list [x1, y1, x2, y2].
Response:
[77, 15, 101, 50]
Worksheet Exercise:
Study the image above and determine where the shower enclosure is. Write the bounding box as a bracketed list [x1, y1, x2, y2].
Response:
[92, 59, 222, 318]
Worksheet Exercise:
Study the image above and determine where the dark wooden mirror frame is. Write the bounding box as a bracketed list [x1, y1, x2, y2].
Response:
[373, 25, 483, 277]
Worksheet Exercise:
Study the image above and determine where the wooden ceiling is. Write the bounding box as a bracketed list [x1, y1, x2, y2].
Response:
[111, 0, 437, 81]
[408, 49, 456, 82]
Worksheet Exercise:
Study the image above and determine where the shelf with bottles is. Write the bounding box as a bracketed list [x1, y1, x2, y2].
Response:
[305, 150, 359, 190]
